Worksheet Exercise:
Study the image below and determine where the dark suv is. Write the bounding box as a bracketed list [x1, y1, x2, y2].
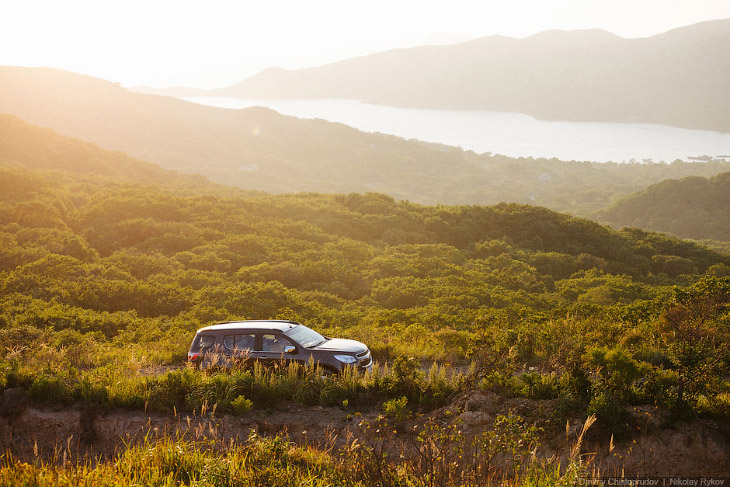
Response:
[187, 320, 372, 373]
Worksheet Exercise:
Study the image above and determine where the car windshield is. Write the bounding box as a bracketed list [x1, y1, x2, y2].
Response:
[285, 324, 326, 348]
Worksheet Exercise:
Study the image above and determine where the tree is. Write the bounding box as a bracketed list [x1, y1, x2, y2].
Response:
[658, 276, 730, 410]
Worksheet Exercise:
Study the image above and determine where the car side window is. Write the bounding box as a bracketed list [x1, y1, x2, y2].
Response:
[261, 334, 290, 353]
[223, 333, 255, 352]
[235, 334, 255, 351]
[198, 335, 215, 351]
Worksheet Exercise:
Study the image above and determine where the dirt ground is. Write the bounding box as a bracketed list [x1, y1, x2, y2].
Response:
[1, 388, 729, 476]
[452, 390, 730, 476]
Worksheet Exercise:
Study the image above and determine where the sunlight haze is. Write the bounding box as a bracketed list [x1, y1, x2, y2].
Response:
[1, 0, 729, 88]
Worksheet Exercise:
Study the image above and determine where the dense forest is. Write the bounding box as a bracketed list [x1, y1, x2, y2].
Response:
[3, 114, 730, 481]
[2, 158, 730, 402]
[595, 171, 730, 241]
[1, 69, 729, 216]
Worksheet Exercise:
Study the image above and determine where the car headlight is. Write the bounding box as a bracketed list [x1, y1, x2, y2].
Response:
[334, 354, 357, 364]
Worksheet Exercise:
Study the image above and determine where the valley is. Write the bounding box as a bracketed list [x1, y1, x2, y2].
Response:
[1, 67, 729, 222]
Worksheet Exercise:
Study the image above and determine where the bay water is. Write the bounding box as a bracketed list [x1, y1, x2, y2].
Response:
[184, 96, 730, 164]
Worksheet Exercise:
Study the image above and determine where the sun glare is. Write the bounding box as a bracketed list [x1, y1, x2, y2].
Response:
[1, 0, 729, 88]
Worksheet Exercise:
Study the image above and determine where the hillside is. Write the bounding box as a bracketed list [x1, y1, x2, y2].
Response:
[213, 19, 730, 132]
[2, 163, 728, 360]
[3, 151, 730, 477]
[595, 171, 730, 241]
[2, 67, 730, 216]
[0, 113, 254, 196]
[0, 66, 494, 201]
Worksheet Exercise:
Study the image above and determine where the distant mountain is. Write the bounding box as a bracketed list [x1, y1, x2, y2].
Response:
[131, 85, 209, 97]
[1, 66, 729, 214]
[213, 19, 730, 132]
[594, 171, 730, 241]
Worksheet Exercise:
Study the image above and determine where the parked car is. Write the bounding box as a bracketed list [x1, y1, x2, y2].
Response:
[187, 320, 372, 373]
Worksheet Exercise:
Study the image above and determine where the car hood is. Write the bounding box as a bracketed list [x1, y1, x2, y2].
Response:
[311, 338, 366, 353]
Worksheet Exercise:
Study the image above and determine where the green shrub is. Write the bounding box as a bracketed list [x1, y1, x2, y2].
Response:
[78, 376, 110, 405]
[584, 346, 649, 403]
[515, 372, 560, 400]
[28, 374, 71, 404]
[145, 369, 199, 411]
[388, 355, 422, 398]
[187, 373, 243, 413]
[2, 366, 33, 390]
[382, 395, 410, 423]
[231, 395, 253, 414]
[587, 392, 629, 434]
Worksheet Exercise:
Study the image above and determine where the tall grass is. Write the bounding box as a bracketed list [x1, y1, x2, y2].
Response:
[0, 414, 599, 486]
[0, 432, 346, 486]
[1, 350, 464, 414]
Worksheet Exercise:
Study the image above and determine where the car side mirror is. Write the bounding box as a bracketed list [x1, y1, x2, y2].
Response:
[284, 345, 296, 354]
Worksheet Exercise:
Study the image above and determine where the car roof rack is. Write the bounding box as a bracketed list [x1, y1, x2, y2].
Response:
[216, 319, 301, 325]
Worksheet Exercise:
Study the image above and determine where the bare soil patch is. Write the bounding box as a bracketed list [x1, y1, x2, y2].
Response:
[1, 388, 729, 476]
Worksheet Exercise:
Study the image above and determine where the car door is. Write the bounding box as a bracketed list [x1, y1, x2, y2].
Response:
[194, 334, 218, 368]
[222, 332, 256, 367]
[257, 332, 298, 366]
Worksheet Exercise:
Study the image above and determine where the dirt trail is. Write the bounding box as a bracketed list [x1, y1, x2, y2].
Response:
[0, 396, 374, 463]
[1, 388, 729, 476]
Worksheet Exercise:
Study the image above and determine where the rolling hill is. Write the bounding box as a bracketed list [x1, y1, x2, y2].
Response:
[0, 66, 495, 202]
[212, 19, 730, 132]
[1, 66, 729, 215]
[0, 112, 255, 197]
[594, 171, 730, 241]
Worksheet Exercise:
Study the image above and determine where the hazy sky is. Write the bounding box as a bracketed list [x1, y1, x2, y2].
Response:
[2, 0, 729, 89]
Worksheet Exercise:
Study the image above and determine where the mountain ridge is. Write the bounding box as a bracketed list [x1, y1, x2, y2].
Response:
[204, 19, 730, 132]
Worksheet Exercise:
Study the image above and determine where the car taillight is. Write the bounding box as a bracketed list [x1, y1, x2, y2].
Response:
[188, 352, 199, 361]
